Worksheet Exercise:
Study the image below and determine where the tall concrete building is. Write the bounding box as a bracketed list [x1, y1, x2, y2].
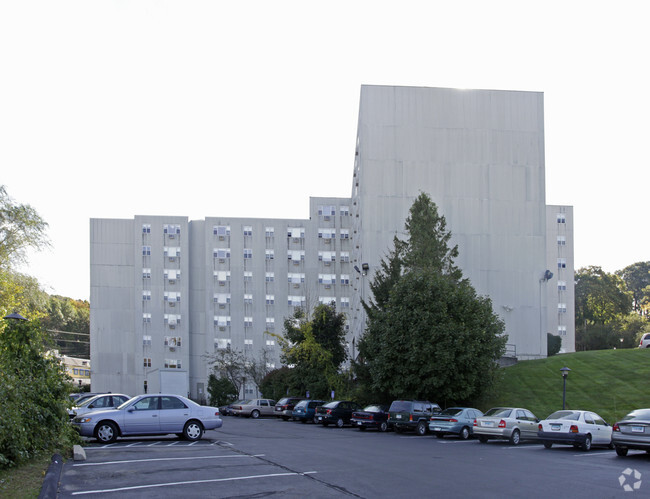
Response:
[90, 85, 574, 399]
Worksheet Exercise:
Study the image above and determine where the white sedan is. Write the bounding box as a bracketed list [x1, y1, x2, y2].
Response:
[537, 410, 613, 451]
[72, 394, 223, 444]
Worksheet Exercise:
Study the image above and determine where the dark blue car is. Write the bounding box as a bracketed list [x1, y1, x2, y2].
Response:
[292, 399, 325, 423]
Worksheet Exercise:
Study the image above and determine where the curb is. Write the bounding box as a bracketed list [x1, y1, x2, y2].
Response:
[38, 453, 63, 499]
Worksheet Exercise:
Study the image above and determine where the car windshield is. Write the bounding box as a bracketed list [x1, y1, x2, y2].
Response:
[622, 409, 650, 421]
[484, 408, 512, 418]
[439, 408, 463, 416]
[77, 396, 99, 408]
[277, 398, 291, 405]
[363, 405, 383, 412]
[117, 396, 139, 410]
[546, 411, 579, 420]
[323, 401, 338, 409]
[389, 401, 412, 412]
[294, 400, 308, 408]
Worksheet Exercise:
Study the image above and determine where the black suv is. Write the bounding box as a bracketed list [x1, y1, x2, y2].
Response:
[388, 400, 441, 435]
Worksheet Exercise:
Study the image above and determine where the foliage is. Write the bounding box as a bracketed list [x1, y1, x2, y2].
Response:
[616, 261, 650, 313]
[206, 374, 238, 407]
[478, 348, 650, 425]
[547, 333, 562, 356]
[358, 192, 506, 405]
[575, 266, 632, 325]
[0, 269, 47, 321]
[0, 185, 50, 269]
[258, 367, 295, 401]
[41, 296, 90, 334]
[204, 348, 247, 397]
[0, 318, 79, 468]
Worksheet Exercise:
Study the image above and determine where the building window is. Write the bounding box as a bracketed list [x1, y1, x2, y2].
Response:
[214, 316, 231, 327]
[319, 296, 336, 305]
[288, 296, 305, 307]
[243, 226, 253, 236]
[558, 325, 567, 336]
[164, 314, 181, 327]
[164, 291, 181, 303]
[164, 359, 182, 369]
[214, 293, 231, 305]
[164, 336, 182, 347]
[266, 362, 276, 369]
[165, 269, 180, 282]
[340, 206, 350, 216]
[142, 268, 151, 279]
[318, 274, 335, 285]
[557, 213, 566, 224]
[340, 274, 350, 285]
[266, 317, 275, 329]
[213, 225, 231, 237]
[558, 303, 567, 313]
[244, 339, 253, 348]
[318, 228, 335, 239]
[340, 297, 350, 308]
[163, 224, 181, 235]
[143, 335, 152, 345]
[319, 251, 336, 262]
[265, 272, 275, 282]
[265, 227, 274, 237]
[266, 294, 275, 305]
[340, 229, 349, 239]
[558, 281, 567, 291]
[288, 273, 305, 284]
[142, 290, 151, 301]
[144, 358, 152, 368]
[143, 315, 151, 324]
[242, 271, 252, 283]
[557, 235, 566, 245]
[318, 205, 336, 216]
[214, 271, 231, 284]
[142, 224, 151, 234]
[557, 258, 566, 269]
[265, 249, 274, 260]
[213, 248, 231, 259]
[266, 340, 275, 347]
[244, 294, 253, 305]
[244, 248, 252, 259]
[142, 246, 151, 256]
[244, 317, 253, 327]
[164, 247, 180, 259]
[340, 252, 350, 263]
[288, 250, 305, 261]
[215, 338, 231, 349]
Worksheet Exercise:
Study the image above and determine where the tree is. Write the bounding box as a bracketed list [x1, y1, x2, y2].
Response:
[206, 374, 238, 407]
[616, 262, 650, 313]
[547, 333, 562, 356]
[204, 348, 247, 397]
[358, 192, 506, 404]
[0, 317, 79, 468]
[0, 185, 49, 268]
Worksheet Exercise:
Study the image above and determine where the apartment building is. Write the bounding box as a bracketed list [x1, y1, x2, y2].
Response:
[90, 85, 574, 398]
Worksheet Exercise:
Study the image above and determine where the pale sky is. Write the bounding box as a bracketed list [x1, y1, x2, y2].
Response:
[1, 1, 648, 301]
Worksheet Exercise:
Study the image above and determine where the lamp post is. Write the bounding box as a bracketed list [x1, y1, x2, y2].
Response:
[3, 312, 27, 321]
[560, 366, 571, 410]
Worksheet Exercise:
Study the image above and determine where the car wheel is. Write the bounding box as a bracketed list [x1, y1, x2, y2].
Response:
[183, 420, 204, 441]
[336, 418, 345, 428]
[478, 435, 488, 443]
[459, 427, 470, 440]
[313, 417, 319, 424]
[282, 416, 289, 421]
[379, 421, 388, 432]
[615, 446, 629, 457]
[358, 426, 366, 431]
[543, 442, 553, 449]
[509, 429, 521, 445]
[581, 435, 592, 452]
[251, 410, 260, 419]
[95, 421, 118, 444]
[416, 421, 428, 436]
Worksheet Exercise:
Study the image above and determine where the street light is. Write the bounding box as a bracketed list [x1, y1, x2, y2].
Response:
[3, 312, 27, 321]
[560, 366, 571, 410]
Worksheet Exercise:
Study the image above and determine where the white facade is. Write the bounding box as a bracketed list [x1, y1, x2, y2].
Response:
[90, 85, 574, 398]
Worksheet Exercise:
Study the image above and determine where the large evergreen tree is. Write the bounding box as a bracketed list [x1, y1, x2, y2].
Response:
[357, 192, 506, 404]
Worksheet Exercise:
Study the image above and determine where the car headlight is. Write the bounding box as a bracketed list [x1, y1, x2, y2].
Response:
[73, 417, 93, 424]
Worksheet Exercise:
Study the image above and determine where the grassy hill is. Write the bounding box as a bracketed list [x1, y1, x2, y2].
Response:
[478, 348, 650, 424]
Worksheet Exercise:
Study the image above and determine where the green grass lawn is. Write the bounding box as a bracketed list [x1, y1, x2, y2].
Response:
[479, 348, 650, 424]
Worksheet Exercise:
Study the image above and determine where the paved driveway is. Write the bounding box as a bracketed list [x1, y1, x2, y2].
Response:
[58, 415, 650, 497]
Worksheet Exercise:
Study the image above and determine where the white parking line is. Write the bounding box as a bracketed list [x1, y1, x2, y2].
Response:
[74, 454, 265, 467]
[71, 471, 318, 495]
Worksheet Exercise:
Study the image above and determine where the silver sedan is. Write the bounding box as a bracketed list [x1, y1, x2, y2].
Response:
[473, 407, 539, 445]
[612, 408, 650, 456]
[72, 394, 222, 444]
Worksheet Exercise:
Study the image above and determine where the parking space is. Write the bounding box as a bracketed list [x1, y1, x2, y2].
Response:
[58, 416, 650, 498]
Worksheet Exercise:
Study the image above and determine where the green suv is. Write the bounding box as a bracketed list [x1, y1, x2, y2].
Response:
[388, 400, 441, 435]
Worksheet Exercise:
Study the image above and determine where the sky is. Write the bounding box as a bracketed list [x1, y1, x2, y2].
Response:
[1, 1, 648, 301]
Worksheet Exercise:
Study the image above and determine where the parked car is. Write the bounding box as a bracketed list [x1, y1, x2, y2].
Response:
[315, 400, 362, 428]
[538, 409, 613, 451]
[69, 393, 130, 420]
[474, 407, 539, 445]
[230, 399, 276, 418]
[612, 408, 650, 456]
[639, 333, 650, 348]
[292, 399, 325, 423]
[429, 407, 484, 439]
[70, 392, 103, 405]
[219, 400, 244, 416]
[388, 400, 441, 435]
[275, 397, 304, 420]
[72, 394, 222, 444]
[351, 404, 390, 432]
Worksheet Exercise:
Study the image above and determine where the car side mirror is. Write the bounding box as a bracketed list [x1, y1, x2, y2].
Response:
[88, 404, 95, 408]
[128, 407, 135, 412]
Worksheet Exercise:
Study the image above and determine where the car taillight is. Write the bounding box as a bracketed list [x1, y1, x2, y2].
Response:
[613, 423, 620, 432]
[538, 423, 542, 430]
[410, 414, 413, 421]
[449, 419, 458, 423]
[570, 425, 579, 433]
[326, 409, 331, 415]
[498, 420, 506, 428]
[473, 419, 477, 427]
[369, 415, 374, 420]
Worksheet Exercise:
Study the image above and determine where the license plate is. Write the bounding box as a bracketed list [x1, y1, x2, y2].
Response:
[433, 427, 441, 432]
[396, 415, 402, 419]
[551, 424, 561, 431]
[318, 416, 322, 421]
[276, 407, 281, 411]
[357, 421, 362, 426]
[631, 426, 645, 433]
[482, 421, 494, 427]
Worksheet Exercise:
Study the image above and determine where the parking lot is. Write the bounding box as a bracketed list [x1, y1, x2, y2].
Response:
[58, 416, 650, 498]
